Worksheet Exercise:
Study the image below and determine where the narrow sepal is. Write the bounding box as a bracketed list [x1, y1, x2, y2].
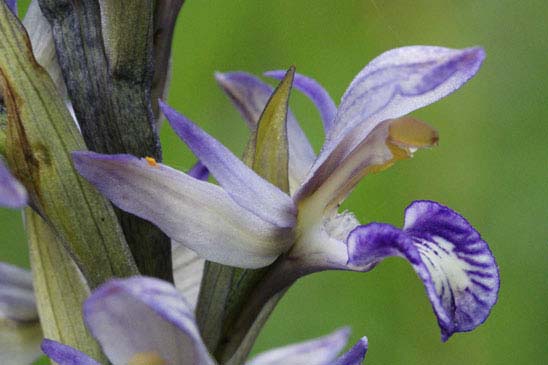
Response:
[346, 200, 499, 341]
[215, 71, 315, 192]
[42, 339, 101, 365]
[188, 161, 209, 181]
[333, 337, 368, 365]
[0, 159, 27, 208]
[73, 152, 291, 269]
[265, 70, 337, 133]
[246, 327, 350, 365]
[83, 277, 215, 365]
[160, 101, 296, 228]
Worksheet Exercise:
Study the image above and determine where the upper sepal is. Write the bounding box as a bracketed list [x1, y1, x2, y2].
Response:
[306, 46, 485, 191]
[346, 200, 499, 341]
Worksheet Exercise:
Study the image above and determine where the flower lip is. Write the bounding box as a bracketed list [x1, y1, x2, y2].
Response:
[346, 200, 499, 341]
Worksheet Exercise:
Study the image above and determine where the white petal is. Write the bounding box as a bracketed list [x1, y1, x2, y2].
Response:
[83, 277, 215, 365]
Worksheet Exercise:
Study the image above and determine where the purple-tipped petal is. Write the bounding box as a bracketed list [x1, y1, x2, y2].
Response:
[0, 159, 27, 208]
[333, 337, 368, 365]
[307, 46, 485, 189]
[73, 152, 292, 269]
[160, 101, 296, 229]
[5, 0, 17, 15]
[187, 161, 209, 181]
[83, 277, 214, 365]
[346, 201, 499, 341]
[41, 339, 101, 365]
[265, 70, 337, 133]
[0, 263, 37, 322]
[246, 327, 350, 365]
[172, 244, 204, 309]
[215, 71, 316, 192]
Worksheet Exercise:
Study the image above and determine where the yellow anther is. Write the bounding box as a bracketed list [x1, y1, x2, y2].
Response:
[368, 117, 438, 175]
[127, 351, 167, 365]
[388, 116, 439, 148]
[145, 156, 158, 167]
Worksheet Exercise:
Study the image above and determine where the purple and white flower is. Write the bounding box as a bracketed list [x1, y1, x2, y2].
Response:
[73, 46, 499, 341]
[41, 276, 368, 365]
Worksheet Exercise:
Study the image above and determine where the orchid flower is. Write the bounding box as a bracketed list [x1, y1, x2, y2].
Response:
[73, 46, 499, 341]
[0, 263, 42, 365]
[41, 276, 368, 365]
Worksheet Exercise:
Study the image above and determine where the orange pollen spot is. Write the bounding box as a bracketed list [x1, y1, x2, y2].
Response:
[145, 156, 158, 167]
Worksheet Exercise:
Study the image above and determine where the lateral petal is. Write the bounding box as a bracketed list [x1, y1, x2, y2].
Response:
[265, 70, 337, 133]
[0, 159, 27, 208]
[246, 327, 350, 365]
[307, 46, 485, 189]
[83, 277, 215, 365]
[42, 339, 102, 365]
[346, 201, 499, 341]
[215, 71, 315, 192]
[73, 152, 292, 269]
[160, 101, 296, 229]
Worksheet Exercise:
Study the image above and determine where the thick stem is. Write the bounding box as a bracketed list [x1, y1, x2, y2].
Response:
[37, 0, 173, 282]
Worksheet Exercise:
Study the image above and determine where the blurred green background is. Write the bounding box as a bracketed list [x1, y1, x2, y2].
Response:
[2, 0, 548, 363]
